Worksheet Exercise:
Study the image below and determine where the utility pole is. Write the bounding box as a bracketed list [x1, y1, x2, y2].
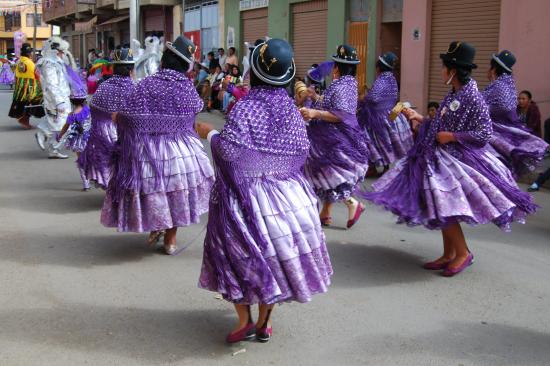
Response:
[32, 0, 38, 61]
[130, 0, 140, 53]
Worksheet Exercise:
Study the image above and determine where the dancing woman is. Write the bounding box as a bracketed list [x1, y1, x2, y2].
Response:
[358, 52, 413, 173]
[196, 39, 332, 343]
[101, 36, 214, 255]
[482, 50, 548, 177]
[366, 42, 537, 277]
[78, 47, 136, 189]
[300, 45, 370, 229]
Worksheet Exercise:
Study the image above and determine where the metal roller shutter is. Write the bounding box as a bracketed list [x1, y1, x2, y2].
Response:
[291, 0, 328, 79]
[241, 8, 268, 50]
[428, 0, 500, 103]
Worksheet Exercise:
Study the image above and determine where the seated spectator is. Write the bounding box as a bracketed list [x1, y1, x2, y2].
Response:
[517, 90, 542, 137]
[218, 64, 243, 113]
[226, 47, 238, 67]
[427, 101, 439, 119]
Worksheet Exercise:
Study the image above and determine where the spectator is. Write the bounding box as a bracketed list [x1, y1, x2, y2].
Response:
[527, 166, 550, 192]
[517, 90, 542, 137]
[427, 101, 439, 119]
[87, 48, 97, 66]
[218, 64, 243, 113]
[218, 48, 226, 68]
[226, 47, 238, 67]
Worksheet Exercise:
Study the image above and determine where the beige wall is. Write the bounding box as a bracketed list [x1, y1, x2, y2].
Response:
[399, 0, 430, 113]
[499, 0, 550, 121]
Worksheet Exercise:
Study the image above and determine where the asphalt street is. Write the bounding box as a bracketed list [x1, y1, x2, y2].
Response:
[0, 86, 549, 366]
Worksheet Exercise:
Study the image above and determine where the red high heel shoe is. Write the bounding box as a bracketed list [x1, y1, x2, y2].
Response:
[346, 203, 365, 229]
[226, 323, 256, 343]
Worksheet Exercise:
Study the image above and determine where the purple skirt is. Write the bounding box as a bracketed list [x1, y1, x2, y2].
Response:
[304, 122, 369, 202]
[199, 174, 332, 304]
[367, 146, 535, 232]
[488, 122, 548, 178]
[366, 113, 413, 167]
[78, 118, 117, 189]
[101, 135, 214, 232]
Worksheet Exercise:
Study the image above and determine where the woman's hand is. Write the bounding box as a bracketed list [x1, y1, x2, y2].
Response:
[402, 108, 424, 123]
[436, 131, 456, 144]
[195, 122, 214, 139]
[307, 87, 319, 102]
[300, 107, 319, 121]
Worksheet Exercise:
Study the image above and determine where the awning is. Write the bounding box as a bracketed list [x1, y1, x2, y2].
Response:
[98, 15, 129, 26]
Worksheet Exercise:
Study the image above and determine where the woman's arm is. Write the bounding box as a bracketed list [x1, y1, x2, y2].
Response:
[299, 107, 341, 123]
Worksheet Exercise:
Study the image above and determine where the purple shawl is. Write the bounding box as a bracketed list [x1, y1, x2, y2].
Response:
[306, 75, 370, 176]
[365, 79, 536, 219]
[358, 71, 398, 134]
[482, 74, 527, 130]
[109, 69, 203, 201]
[78, 76, 135, 173]
[205, 86, 311, 303]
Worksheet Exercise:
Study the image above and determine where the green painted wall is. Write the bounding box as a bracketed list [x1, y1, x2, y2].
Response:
[268, 0, 291, 40]
[366, 0, 379, 86]
[327, 0, 346, 58]
[224, 0, 241, 54]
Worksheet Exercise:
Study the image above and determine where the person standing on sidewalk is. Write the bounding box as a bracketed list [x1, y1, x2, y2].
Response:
[35, 37, 72, 159]
[196, 39, 332, 344]
[100, 36, 214, 255]
[8, 43, 44, 129]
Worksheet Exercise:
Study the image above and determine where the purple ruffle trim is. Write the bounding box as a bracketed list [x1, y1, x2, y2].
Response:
[364, 145, 537, 232]
[489, 122, 548, 178]
[101, 178, 213, 232]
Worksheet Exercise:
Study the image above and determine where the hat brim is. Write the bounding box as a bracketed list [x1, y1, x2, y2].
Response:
[250, 42, 296, 86]
[111, 60, 135, 64]
[378, 55, 393, 69]
[439, 54, 477, 69]
[331, 55, 360, 65]
[491, 53, 512, 73]
[165, 42, 194, 65]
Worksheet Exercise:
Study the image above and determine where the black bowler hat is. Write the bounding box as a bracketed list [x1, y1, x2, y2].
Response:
[332, 44, 360, 65]
[440, 41, 477, 69]
[165, 36, 196, 64]
[492, 50, 516, 73]
[112, 47, 135, 64]
[250, 38, 296, 86]
[21, 43, 33, 55]
[378, 52, 398, 69]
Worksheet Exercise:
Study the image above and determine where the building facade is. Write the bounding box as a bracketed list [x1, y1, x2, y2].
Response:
[222, 0, 403, 93]
[0, 4, 52, 55]
[401, 0, 550, 119]
[43, 0, 178, 66]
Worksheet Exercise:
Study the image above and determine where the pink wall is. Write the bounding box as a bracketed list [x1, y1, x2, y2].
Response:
[499, 0, 550, 122]
[399, 0, 431, 114]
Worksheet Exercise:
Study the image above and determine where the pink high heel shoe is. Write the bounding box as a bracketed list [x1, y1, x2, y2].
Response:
[226, 323, 256, 343]
[442, 253, 474, 277]
[346, 203, 365, 229]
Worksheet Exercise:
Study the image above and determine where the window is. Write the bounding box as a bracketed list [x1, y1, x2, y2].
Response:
[5, 13, 22, 31]
[26, 13, 47, 27]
